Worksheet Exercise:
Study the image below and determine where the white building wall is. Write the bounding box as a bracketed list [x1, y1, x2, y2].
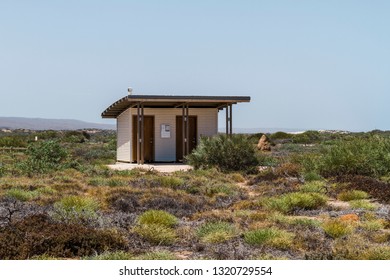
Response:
[116, 109, 131, 162]
[116, 107, 218, 162]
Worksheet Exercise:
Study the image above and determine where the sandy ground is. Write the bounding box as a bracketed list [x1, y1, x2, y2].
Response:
[107, 162, 193, 173]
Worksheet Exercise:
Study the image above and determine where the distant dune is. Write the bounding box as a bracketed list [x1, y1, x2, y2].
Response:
[219, 127, 308, 134]
[0, 117, 115, 130]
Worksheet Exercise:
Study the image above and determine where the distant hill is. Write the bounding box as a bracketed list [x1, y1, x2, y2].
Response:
[0, 117, 115, 130]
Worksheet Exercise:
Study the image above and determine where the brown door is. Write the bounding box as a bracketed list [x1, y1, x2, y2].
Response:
[176, 116, 197, 161]
[132, 116, 154, 162]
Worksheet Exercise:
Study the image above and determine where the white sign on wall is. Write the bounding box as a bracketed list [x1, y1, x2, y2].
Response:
[161, 124, 171, 138]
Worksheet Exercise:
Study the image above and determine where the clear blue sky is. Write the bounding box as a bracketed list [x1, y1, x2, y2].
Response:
[1, 0, 389, 131]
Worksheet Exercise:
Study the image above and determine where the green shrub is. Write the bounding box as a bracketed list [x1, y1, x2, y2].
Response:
[363, 247, 390, 260]
[244, 228, 294, 249]
[52, 195, 100, 222]
[204, 183, 239, 197]
[187, 134, 259, 173]
[72, 145, 115, 164]
[159, 176, 185, 188]
[86, 251, 133, 260]
[6, 188, 39, 201]
[289, 217, 321, 228]
[135, 210, 178, 245]
[0, 163, 5, 177]
[20, 140, 68, 175]
[295, 153, 321, 175]
[196, 222, 238, 243]
[268, 212, 320, 228]
[360, 220, 385, 231]
[303, 171, 323, 182]
[108, 178, 127, 187]
[30, 254, 57, 260]
[265, 192, 327, 213]
[257, 153, 279, 167]
[0, 135, 28, 147]
[134, 224, 176, 245]
[63, 131, 89, 143]
[349, 200, 377, 210]
[299, 181, 327, 194]
[333, 234, 390, 260]
[137, 210, 178, 227]
[316, 136, 390, 177]
[36, 186, 57, 195]
[292, 130, 321, 144]
[88, 177, 106, 186]
[229, 173, 246, 183]
[135, 250, 177, 260]
[337, 190, 369, 201]
[269, 132, 293, 140]
[322, 219, 354, 238]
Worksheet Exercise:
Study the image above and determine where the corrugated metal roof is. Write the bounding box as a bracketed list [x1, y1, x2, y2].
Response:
[101, 95, 250, 118]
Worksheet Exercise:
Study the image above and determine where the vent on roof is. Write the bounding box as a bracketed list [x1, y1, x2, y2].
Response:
[128, 87, 133, 95]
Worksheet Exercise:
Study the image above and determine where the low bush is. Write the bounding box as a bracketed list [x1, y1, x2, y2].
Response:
[137, 210, 178, 227]
[19, 140, 68, 175]
[265, 192, 327, 213]
[337, 190, 369, 201]
[244, 228, 294, 249]
[133, 224, 176, 245]
[204, 183, 239, 197]
[0, 135, 28, 147]
[289, 217, 321, 228]
[0, 163, 6, 177]
[269, 132, 293, 140]
[158, 176, 185, 188]
[322, 219, 354, 238]
[196, 222, 238, 243]
[0, 214, 127, 259]
[349, 200, 377, 210]
[6, 188, 39, 202]
[360, 219, 385, 231]
[292, 130, 321, 144]
[86, 251, 133, 260]
[315, 137, 390, 178]
[257, 153, 279, 167]
[52, 195, 100, 223]
[363, 247, 390, 260]
[275, 162, 301, 177]
[187, 134, 259, 173]
[134, 210, 178, 245]
[135, 250, 177, 260]
[303, 171, 323, 182]
[72, 145, 115, 164]
[332, 235, 390, 260]
[141, 194, 207, 217]
[299, 181, 327, 194]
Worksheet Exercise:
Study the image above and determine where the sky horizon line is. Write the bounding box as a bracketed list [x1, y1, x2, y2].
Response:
[1, 115, 387, 133]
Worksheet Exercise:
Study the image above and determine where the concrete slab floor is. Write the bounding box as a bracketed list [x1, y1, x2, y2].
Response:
[107, 162, 193, 173]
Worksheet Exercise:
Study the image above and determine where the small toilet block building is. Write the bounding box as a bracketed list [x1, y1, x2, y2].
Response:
[101, 94, 250, 164]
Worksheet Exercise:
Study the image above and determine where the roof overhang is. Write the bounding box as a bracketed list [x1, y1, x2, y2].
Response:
[101, 95, 251, 118]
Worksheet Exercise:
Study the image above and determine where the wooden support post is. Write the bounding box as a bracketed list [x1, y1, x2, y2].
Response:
[229, 104, 233, 136]
[182, 105, 185, 160]
[225, 103, 229, 135]
[185, 104, 189, 158]
[141, 104, 144, 164]
[136, 103, 140, 164]
[225, 103, 233, 136]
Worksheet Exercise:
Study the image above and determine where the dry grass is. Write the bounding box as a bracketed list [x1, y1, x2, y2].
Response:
[1, 131, 390, 260]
